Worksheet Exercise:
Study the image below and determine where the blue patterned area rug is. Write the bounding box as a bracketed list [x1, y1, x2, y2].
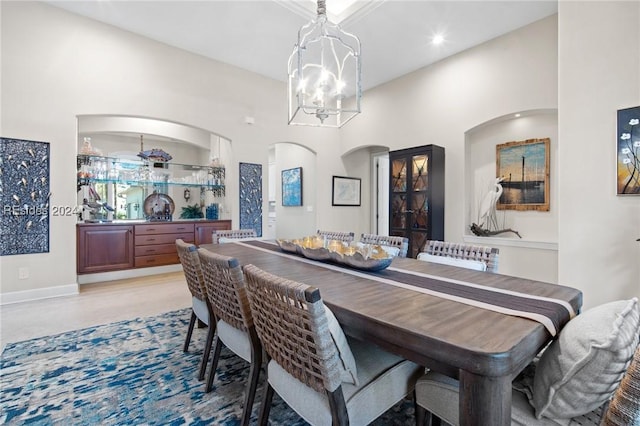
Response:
[0, 309, 416, 425]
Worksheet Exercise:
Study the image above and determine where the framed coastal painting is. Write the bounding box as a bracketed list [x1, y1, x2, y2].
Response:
[617, 106, 640, 195]
[332, 176, 361, 206]
[496, 138, 550, 211]
[282, 167, 302, 206]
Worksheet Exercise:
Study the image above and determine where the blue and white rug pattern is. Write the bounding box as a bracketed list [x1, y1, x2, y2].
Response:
[0, 309, 416, 425]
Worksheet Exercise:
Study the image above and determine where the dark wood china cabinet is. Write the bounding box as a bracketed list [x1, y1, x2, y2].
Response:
[389, 145, 445, 258]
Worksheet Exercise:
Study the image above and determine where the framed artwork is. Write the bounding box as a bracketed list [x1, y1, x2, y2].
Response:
[332, 176, 361, 206]
[1, 138, 50, 255]
[617, 105, 640, 195]
[282, 167, 302, 206]
[239, 162, 263, 236]
[496, 138, 550, 211]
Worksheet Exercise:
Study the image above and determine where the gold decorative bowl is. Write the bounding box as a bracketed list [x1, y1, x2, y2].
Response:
[276, 237, 394, 271]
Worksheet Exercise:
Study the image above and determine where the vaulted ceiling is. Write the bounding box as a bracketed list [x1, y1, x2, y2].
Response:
[45, 1, 558, 91]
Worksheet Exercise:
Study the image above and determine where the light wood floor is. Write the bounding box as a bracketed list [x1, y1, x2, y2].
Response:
[0, 272, 191, 352]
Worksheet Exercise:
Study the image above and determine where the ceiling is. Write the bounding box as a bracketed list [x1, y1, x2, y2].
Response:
[45, 0, 558, 91]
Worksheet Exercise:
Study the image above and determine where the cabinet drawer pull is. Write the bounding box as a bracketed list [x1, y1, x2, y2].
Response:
[146, 259, 156, 263]
[146, 228, 156, 231]
[147, 238, 156, 242]
[145, 249, 156, 253]
[176, 227, 186, 231]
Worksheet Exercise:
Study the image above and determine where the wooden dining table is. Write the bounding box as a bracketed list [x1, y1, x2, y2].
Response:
[200, 240, 582, 426]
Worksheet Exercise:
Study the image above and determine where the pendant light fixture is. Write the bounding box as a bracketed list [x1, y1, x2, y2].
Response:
[287, 0, 362, 128]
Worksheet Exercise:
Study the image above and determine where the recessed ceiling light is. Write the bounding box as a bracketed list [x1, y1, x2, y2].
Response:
[432, 34, 445, 45]
[515, 113, 521, 118]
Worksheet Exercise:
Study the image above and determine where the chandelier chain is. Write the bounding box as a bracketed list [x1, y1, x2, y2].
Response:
[317, 0, 326, 16]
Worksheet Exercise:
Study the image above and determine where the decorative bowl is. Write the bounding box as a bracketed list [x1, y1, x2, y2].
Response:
[341, 251, 394, 271]
[300, 246, 332, 261]
[275, 236, 394, 271]
[276, 239, 299, 254]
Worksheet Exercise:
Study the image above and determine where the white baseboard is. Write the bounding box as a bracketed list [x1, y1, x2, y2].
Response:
[0, 283, 79, 305]
[77, 264, 182, 285]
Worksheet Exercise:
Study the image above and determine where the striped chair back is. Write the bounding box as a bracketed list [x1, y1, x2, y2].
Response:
[317, 230, 355, 244]
[360, 234, 409, 258]
[212, 229, 257, 244]
[421, 240, 499, 273]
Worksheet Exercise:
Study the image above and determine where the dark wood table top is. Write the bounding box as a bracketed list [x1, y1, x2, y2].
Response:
[200, 241, 582, 425]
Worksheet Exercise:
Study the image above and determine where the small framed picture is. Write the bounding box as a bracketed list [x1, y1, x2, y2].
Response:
[282, 167, 302, 206]
[332, 176, 361, 206]
[617, 105, 640, 195]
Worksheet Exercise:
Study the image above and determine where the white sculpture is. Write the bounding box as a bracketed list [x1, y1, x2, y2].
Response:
[478, 177, 504, 231]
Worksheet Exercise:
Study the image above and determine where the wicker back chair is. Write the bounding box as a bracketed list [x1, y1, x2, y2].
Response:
[242, 264, 422, 426]
[212, 228, 257, 244]
[602, 344, 640, 425]
[360, 233, 409, 258]
[416, 343, 640, 426]
[420, 240, 499, 273]
[175, 239, 215, 381]
[316, 230, 355, 244]
[197, 248, 261, 426]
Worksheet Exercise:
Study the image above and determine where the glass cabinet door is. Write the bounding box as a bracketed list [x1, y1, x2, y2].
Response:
[389, 145, 445, 258]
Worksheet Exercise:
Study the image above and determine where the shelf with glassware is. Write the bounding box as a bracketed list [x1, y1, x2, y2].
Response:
[76, 154, 225, 193]
[76, 154, 226, 222]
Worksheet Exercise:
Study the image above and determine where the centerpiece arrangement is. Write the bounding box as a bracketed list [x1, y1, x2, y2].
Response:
[276, 235, 396, 271]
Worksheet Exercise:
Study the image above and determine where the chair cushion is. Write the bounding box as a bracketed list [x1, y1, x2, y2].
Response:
[192, 296, 210, 326]
[268, 337, 422, 426]
[324, 305, 358, 385]
[416, 253, 487, 271]
[415, 371, 606, 426]
[216, 319, 251, 362]
[532, 298, 640, 419]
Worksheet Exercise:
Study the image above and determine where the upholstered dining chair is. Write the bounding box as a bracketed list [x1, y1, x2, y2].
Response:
[418, 240, 499, 272]
[175, 239, 215, 381]
[316, 230, 355, 244]
[212, 228, 257, 244]
[242, 263, 423, 426]
[415, 298, 640, 426]
[360, 233, 409, 258]
[197, 248, 262, 426]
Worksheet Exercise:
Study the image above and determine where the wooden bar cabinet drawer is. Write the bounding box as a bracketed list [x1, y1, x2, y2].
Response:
[135, 253, 180, 268]
[135, 223, 195, 235]
[135, 243, 177, 257]
[134, 232, 194, 246]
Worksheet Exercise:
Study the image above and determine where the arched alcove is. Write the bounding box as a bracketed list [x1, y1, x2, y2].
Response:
[76, 114, 232, 221]
[267, 142, 317, 239]
[464, 108, 559, 282]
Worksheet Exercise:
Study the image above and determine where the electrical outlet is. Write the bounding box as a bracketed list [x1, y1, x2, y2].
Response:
[18, 267, 29, 280]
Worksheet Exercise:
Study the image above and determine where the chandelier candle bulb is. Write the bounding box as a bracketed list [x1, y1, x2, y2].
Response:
[287, 0, 362, 127]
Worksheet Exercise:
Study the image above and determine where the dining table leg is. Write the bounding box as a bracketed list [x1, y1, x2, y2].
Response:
[459, 370, 511, 426]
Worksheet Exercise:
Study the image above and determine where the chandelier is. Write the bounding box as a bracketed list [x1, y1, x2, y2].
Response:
[287, 0, 362, 128]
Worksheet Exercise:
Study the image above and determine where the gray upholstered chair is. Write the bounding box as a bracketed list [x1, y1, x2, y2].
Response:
[360, 233, 409, 258]
[175, 239, 215, 381]
[212, 229, 257, 244]
[316, 229, 355, 244]
[415, 298, 640, 426]
[197, 248, 261, 426]
[242, 263, 423, 426]
[418, 240, 499, 272]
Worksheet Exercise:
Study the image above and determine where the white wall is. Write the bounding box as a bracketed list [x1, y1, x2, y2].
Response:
[274, 143, 317, 239]
[340, 15, 560, 282]
[465, 110, 559, 283]
[0, 2, 341, 299]
[558, 1, 640, 308]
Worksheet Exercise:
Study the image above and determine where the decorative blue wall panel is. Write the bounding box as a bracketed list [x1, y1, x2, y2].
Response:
[239, 162, 262, 237]
[1, 138, 50, 255]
